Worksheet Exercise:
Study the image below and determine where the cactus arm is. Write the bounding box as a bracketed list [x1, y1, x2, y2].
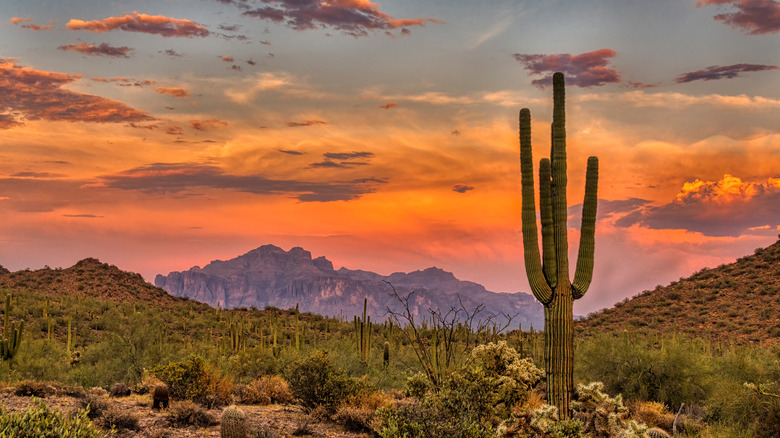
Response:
[572, 156, 599, 299]
[551, 72, 570, 284]
[539, 158, 557, 288]
[519, 108, 553, 304]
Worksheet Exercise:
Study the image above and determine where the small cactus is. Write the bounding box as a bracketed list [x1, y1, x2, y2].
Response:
[152, 384, 169, 409]
[646, 427, 672, 438]
[221, 405, 248, 438]
[383, 341, 390, 367]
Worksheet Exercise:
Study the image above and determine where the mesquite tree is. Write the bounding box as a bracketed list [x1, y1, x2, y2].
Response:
[519, 72, 598, 418]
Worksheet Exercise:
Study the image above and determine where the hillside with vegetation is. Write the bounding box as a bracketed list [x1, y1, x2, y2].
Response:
[578, 238, 780, 346]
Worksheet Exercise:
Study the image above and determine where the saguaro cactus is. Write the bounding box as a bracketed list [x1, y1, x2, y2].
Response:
[1, 294, 24, 362]
[519, 72, 598, 418]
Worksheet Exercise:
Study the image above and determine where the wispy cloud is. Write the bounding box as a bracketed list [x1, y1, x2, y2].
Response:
[453, 184, 474, 193]
[513, 49, 621, 87]
[87, 162, 385, 202]
[240, 0, 441, 37]
[309, 151, 374, 169]
[286, 119, 326, 127]
[378, 102, 397, 109]
[9, 17, 55, 31]
[66, 11, 210, 38]
[0, 59, 154, 128]
[91, 77, 156, 87]
[156, 86, 190, 98]
[676, 63, 778, 83]
[58, 42, 134, 58]
[697, 0, 780, 35]
[467, 15, 512, 50]
[190, 118, 228, 131]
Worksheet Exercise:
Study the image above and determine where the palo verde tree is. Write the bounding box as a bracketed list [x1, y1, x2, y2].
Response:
[519, 72, 598, 418]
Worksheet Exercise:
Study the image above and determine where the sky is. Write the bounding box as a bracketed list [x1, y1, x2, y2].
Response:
[1, 0, 779, 314]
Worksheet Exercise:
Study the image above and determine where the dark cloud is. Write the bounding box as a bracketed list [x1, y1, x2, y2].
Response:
[160, 49, 183, 57]
[615, 175, 780, 237]
[278, 149, 304, 155]
[0, 59, 154, 128]
[452, 184, 474, 193]
[676, 63, 778, 83]
[219, 24, 241, 32]
[259, 40, 272, 45]
[63, 214, 103, 218]
[190, 118, 228, 131]
[11, 171, 66, 178]
[0, 113, 22, 129]
[513, 49, 621, 87]
[697, 0, 780, 35]
[240, 0, 440, 37]
[87, 162, 384, 202]
[58, 42, 134, 58]
[165, 125, 184, 135]
[231, 65, 242, 71]
[91, 77, 156, 87]
[67, 12, 209, 38]
[378, 102, 397, 109]
[323, 151, 373, 160]
[309, 160, 369, 169]
[246, 59, 257, 66]
[155, 86, 190, 98]
[286, 120, 326, 127]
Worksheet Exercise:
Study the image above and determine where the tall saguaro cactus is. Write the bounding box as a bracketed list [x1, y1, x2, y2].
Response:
[1, 294, 24, 363]
[519, 72, 598, 418]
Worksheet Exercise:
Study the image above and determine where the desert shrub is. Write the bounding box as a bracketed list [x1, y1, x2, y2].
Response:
[109, 382, 131, 397]
[333, 389, 391, 433]
[11, 339, 69, 382]
[285, 350, 356, 413]
[238, 375, 294, 405]
[100, 407, 140, 431]
[166, 400, 217, 427]
[629, 400, 673, 431]
[376, 342, 544, 437]
[14, 379, 56, 397]
[80, 394, 110, 419]
[150, 354, 233, 407]
[0, 399, 104, 437]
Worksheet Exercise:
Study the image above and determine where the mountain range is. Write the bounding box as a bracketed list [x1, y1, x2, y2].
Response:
[154, 244, 544, 330]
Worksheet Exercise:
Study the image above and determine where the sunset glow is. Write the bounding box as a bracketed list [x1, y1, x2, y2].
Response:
[1, 0, 779, 313]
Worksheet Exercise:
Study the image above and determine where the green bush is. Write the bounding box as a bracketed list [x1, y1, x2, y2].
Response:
[284, 350, 355, 414]
[0, 399, 104, 437]
[150, 354, 232, 407]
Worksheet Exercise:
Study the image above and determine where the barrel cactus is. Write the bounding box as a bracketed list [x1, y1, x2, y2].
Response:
[221, 405, 248, 438]
[646, 427, 672, 438]
[519, 72, 599, 418]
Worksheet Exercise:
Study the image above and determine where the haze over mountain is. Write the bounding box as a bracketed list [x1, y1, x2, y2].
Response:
[155, 245, 544, 330]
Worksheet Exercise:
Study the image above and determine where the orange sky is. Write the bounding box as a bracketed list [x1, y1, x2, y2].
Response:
[1, 1, 779, 313]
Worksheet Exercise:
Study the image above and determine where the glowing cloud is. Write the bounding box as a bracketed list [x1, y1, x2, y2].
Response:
[0, 59, 154, 128]
[66, 11, 210, 38]
[286, 120, 326, 127]
[156, 87, 190, 98]
[378, 102, 397, 109]
[617, 174, 780, 237]
[513, 49, 621, 87]
[241, 0, 441, 37]
[58, 42, 134, 58]
[9, 17, 55, 30]
[697, 0, 780, 35]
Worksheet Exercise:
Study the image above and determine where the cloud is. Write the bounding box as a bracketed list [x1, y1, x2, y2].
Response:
[279, 149, 304, 155]
[160, 49, 183, 57]
[323, 151, 373, 160]
[286, 119, 326, 127]
[11, 171, 66, 178]
[513, 49, 621, 87]
[241, 0, 440, 37]
[310, 151, 374, 169]
[0, 113, 23, 129]
[165, 125, 184, 135]
[676, 63, 778, 83]
[190, 118, 228, 130]
[0, 59, 154, 128]
[697, 0, 780, 35]
[616, 174, 780, 237]
[378, 102, 397, 109]
[63, 214, 103, 218]
[10, 17, 55, 31]
[220, 55, 235, 62]
[452, 184, 474, 193]
[91, 77, 156, 87]
[58, 42, 134, 58]
[156, 86, 190, 98]
[87, 162, 384, 202]
[66, 11, 209, 38]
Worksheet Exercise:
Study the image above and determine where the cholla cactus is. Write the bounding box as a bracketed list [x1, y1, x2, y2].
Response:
[519, 72, 598, 417]
[221, 405, 248, 438]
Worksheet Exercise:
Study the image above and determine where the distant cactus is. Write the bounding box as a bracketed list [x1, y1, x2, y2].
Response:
[221, 405, 248, 438]
[152, 384, 169, 409]
[519, 72, 598, 418]
[646, 427, 672, 438]
[1, 294, 24, 363]
[383, 341, 390, 367]
[353, 298, 372, 364]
